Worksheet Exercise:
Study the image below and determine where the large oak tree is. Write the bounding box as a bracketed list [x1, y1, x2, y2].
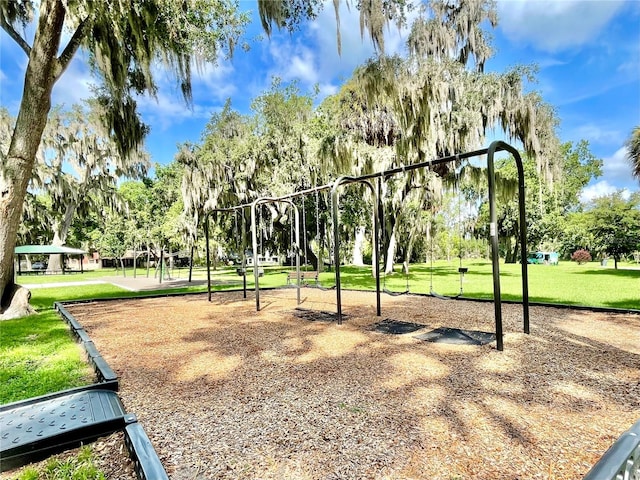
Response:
[319, 0, 559, 273]
[0, 0, 410, 316]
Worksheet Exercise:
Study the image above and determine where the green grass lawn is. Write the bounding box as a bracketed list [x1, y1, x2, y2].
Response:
[233, 260, 639, 310]
[361, 260, 639, 310]
[0, 310, 94, 404]
[15, 260, 639, 310]
[14, 446, 106, 480]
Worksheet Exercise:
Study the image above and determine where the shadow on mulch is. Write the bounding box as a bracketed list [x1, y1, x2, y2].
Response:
[371, 319, 427, 334]
[415, 327, 495, 345]
[293, 307, 347, 322]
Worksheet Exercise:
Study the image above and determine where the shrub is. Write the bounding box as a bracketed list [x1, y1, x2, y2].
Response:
[571, 249, 592, 264]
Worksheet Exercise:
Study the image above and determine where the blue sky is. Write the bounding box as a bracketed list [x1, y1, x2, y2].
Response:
[1, 0, 639, 201]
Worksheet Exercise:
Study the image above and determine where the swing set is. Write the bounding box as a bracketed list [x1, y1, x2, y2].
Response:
[203, 141, 530, 351]
[427, 184, 470, 299]
[381, 169, 470, 299]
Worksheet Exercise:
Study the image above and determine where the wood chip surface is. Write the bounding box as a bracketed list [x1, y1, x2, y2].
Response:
[25, 290, 640, 479]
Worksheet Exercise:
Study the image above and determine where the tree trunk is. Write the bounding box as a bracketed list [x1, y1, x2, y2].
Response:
[48, 230, 65, 272]
[385, 231, 396, 274]
[426, 220, 432, 263]
[504, 237, 513, 263]
[0, 285, 36, 321]
[352, 226, 366, 266]
[505, 234, 519, 264]
[146, 242, 151, 278]
[317, 219, 325, 273]
[403, 231, 416, 274]
[371, 223, 378, 278]
[381, 211, 397, 272]
[47, 201, 75, 272]
[0, 0, 66, 314]
[158, 248, 164, 282]
[305, 243, 318, 270]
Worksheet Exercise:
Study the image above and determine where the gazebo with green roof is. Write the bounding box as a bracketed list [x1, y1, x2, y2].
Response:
[14, 245, 87, 275]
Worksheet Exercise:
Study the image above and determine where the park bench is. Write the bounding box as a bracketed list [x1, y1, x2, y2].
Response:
[286, 270, 319, 286]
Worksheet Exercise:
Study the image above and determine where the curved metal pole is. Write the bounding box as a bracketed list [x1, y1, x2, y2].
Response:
[292, 204, 301, 306]
[251, 197, 300, 312]
[205, 214, 211, 302]
[241, 207, 247, 299]
[486, 146, 503, 350]
[331, 176, 381, 324]
[250, 201, 260, 311]
[488, 141, 530, 335]
[487, 141, 531, 351]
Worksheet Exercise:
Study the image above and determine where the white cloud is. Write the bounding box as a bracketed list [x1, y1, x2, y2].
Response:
[602, 145, 633, 181]
[537, 57, 567, 69]
[129, 57, 236, 132]
[318, 82, 339, 97]
[193, 60, 237, 101]
[497, 0, 626, 52]
[572, 124, 626, 146]
[256, 0, 418, 100]
[580, 180, 630, 203]
[580, 146, 636, 203]
[50, 55, 94, 108]
[267, 41, 319, 85]
[136, 88, 212, 131]
[617, 56, 640, 74]
[310, 1, 415, 79]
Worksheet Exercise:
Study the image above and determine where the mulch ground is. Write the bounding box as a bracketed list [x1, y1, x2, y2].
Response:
[11, 289, 640, 479]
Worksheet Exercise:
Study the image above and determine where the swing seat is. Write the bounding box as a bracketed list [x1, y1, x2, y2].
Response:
[458, 267, 468, 274]
[383, 288, 410, 297]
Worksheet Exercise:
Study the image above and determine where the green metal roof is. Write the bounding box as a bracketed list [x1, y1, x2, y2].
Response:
[14, 245, 86, 255]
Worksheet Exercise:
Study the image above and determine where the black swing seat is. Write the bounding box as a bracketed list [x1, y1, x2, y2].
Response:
[429, 289, 461, 300]
[383, 288, 410, 297]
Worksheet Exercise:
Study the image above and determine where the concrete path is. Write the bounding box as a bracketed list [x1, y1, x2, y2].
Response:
[101, 276, 209, 292]
[22, 277, 212, 292]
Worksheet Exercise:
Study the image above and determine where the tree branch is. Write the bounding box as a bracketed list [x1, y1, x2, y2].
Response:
[0, 14, 31, 57]
[55, 17, 90, 80]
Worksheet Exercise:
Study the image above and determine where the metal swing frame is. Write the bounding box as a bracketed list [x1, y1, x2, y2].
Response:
[204, 141, 529, 351]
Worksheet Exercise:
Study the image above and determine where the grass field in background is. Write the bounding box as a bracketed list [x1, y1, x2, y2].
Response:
[16, 260, 639, 309]
[253, 260, 638, 310]
[361, 260, 639, 310]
